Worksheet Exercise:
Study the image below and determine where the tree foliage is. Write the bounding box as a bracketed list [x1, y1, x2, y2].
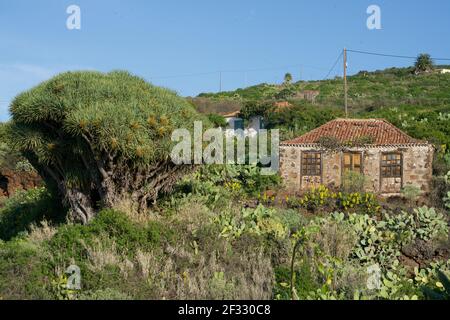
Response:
[207, 113, 227, 128]
[240, 100, 272, 119]
[0, 122, 23, 170]
[414, 53, 434, 74]
[283, 73, 293, 85]
[9, 71, 206, 223]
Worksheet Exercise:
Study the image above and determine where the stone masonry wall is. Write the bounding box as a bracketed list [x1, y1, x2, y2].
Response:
[279, 144, 434, 195]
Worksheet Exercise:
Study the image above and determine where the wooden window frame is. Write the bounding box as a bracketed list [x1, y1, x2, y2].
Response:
[380, 152, 403, 178]
[301, 151, 322, 177]
[342, 152, 363, 174]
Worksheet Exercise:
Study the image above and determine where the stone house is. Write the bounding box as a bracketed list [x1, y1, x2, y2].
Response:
[279, 119, 434, 196]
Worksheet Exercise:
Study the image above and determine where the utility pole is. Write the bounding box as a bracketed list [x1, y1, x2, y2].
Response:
[219, 71, 222, 92]
[343, 48, 348, 118]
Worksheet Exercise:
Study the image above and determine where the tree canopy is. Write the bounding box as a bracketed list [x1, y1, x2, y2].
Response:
[414, 53, 434, 74]
[283, 73, 293, 85]
[10, 71, 206, 223]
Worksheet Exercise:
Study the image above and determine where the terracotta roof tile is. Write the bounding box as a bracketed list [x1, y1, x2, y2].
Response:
[221, 110, 241, 118]
[282, 118, 424, 146]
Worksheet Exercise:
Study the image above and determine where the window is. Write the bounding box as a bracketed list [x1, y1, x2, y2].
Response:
[302, 152, 322, 176]
[381, 153, 402, 178]
[233, 119, 244, 131]
[343, 152, 362, 172]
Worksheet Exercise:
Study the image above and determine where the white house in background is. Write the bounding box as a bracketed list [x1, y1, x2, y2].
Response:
[440, 69, 450, 74]
[221, 111, 264, 137]
[222, 111, 244, 130]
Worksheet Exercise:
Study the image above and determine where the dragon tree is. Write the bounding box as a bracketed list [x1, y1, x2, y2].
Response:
[10, 71, 204, 223]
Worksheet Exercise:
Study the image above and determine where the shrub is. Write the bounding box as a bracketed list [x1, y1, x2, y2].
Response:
[0, 238, 50, 299]
[48, 209, 171, 258]
[401, 185, 422, 204]
[186, 164, 280, 201]
[77, 288, 132, 300]
[274, 262, 319, 300]
[430, 176, 449, 209]
[0, 187, 65, 241]
[444, 191, 450, 210]
[207, 113, 227, 128]
[287, 185, 380, 215]
[342, 171, 367, 193]
[336, 192, 379, 214]
[240, 100, 272, 119]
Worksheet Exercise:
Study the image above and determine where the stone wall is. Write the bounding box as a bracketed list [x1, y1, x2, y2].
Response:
[279, 146, 301, 190]
[279, 144, 434, 195]
[402, 145, 434, 193]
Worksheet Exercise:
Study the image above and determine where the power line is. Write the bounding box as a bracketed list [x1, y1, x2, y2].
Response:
[149, 63, 328, 80]
[347, 49, 450, 61]
[323, 51, 343, 79]
[148, 71, 219, 80]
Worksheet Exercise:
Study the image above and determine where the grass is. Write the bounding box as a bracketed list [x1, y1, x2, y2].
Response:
[0, 192, 278, 299]
[0, 164, 448, 300]
[0, 187, 65, 241]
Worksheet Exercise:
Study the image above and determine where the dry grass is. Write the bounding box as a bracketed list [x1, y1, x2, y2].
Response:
[81, 236, 134, 277]
[114, 197, 155, 224]
[310, 220, 357, 261]
[135, 249, 153, 279]
[123, 243, 274, 300]
[28, 220, 57, 244]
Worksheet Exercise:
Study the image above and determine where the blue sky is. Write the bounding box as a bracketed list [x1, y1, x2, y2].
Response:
[1, 0, 450, 121]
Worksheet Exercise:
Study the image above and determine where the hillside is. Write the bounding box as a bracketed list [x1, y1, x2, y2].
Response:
[196, 66, 450, 110]
[0, 69, 449, 301]
[192, 66, 450, 147]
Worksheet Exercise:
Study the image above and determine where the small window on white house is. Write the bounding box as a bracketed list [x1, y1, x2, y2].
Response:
[233, 119, 244, 131]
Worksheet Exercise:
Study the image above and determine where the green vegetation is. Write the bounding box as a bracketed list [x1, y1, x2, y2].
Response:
[0, 122, 32, 172]
[342, 171, 367, 194]
[9, 71, 207, 223]
[423, 271, 450, 300]
[414, 53, 434, 74]
[206, 113, 227, 128]
[195, 66, 450, 147]
[0, 187, 64, 241]
[0, 164, 448, 300]
[401, 185, 422, 205]
[286, 185, 380, 215]
[0, 66, 449, 300]
[283, 73, 293, 85]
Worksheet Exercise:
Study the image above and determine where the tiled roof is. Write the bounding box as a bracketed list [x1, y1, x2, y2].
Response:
[282, 118, 425, 146]
[221, 110, 241, 118]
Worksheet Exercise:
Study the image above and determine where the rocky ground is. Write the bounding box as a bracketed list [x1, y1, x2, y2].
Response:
[0, 169, 41, 200]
